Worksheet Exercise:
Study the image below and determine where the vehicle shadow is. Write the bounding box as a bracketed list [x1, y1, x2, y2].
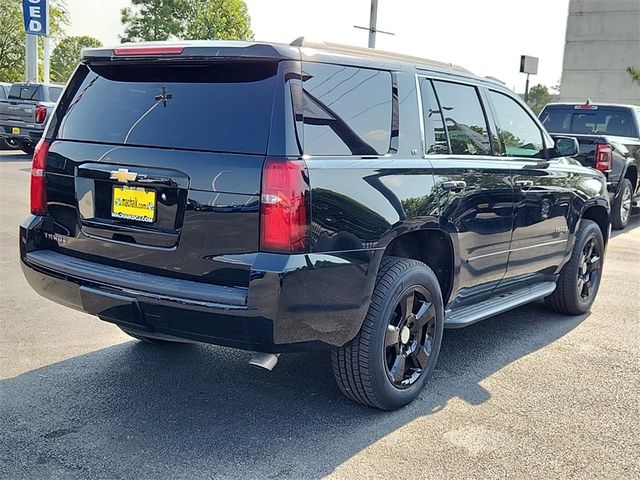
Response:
[0, 151, 29, 162]
[611, 207, 640, 238]
[1, 303, 587, 479]
[610, 209, 640, 239]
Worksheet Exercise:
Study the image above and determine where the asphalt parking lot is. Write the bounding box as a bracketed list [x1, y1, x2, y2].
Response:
[1, 149, 639, 480]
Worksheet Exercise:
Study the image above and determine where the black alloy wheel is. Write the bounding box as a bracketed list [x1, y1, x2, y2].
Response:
[332, 256, 444, 410]
[384, 286, 437, 388]
[545, 219, 605, 315]
[576, 236, 601, 303]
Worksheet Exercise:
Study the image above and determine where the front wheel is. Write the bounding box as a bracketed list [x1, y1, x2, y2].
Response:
[331, 257, 444, 410]
[545, 219, 604, 315]
[611, 178, 633, 230]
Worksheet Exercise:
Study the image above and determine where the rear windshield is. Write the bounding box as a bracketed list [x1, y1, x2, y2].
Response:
[540, 107, 638, 137]
[55, 62, 278, 154]
[9, 84, 42, 101]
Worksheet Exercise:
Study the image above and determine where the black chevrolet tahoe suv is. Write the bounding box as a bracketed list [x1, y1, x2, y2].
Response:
[21, 40, 610, 410]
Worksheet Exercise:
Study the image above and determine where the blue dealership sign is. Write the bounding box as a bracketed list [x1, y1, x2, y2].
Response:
[23, 0, 49, 36]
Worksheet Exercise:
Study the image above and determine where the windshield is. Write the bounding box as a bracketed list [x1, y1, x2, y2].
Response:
[540, 107, 638, 137]
[56, 61, 279, 154]
[9, 84, 42, 101]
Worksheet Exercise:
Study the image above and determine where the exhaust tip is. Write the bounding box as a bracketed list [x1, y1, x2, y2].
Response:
[248, 352, 280, 371]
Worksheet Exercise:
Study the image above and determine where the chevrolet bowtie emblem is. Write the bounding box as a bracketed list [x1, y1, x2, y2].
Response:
[110, 168, 138, 183]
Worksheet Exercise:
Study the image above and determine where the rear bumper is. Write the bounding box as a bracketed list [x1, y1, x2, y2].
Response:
[1, 124, 43, 143]
[20, 215, 377, 352]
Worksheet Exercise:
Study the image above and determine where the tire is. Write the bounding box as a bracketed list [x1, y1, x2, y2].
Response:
[611, 178, 633, 230]
[17, 141, 34, 156]
[4, 138, 20, 150]
[545, 219, 604, 315]
[119, 327, 182, 345]
[331, 256, 444, 410]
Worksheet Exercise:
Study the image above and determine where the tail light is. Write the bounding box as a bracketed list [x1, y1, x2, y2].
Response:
[260, 158, 309, 253]
[594, 144, 612, 172]
[30, 139, 50, 215]
[35, 106, 47, 124]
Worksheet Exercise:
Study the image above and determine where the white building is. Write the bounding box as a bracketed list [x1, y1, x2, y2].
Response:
[559, 0, 640, 105]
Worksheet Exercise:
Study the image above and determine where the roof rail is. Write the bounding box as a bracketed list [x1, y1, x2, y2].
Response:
[485, 76, 506, 85]
[289, 37, 471, 74]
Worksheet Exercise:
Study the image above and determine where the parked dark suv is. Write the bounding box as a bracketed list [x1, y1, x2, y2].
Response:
[21, 40, 610, 410]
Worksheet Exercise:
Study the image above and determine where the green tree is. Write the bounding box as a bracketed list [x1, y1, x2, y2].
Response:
[51, 36, 102, 83]
[186, 0, 253, 40]
[121, 0, 253, 43]
[526, 84, 558, 115]
[121, 0, 189, 43]
[0, 0, 69, 83]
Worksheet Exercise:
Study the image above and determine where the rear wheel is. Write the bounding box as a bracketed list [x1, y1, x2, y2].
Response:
[1, 138, 19, 150]
[611, 178, 633, 230]
[545, 219, 604, 315]
[331, 257, 444, 410]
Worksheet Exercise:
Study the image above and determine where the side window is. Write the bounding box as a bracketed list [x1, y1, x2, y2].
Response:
[0, 87, 5, 100]
[432, 80, 491, 156]
[419, 78, 448, 154]
[301, 63, 393, 156]
[489, 91, 545, 158]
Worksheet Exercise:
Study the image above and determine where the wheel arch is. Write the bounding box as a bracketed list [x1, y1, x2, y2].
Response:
[380, 228, 456, 306]
[623, 163, 638, 193]
[580, 202, 610, 245]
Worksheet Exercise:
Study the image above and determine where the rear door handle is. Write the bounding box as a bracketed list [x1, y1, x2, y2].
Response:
[515, 180, 534, 190]
[442, 180, 467, 192]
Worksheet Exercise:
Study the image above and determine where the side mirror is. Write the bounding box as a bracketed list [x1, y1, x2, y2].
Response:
[551, 136, 579, 158]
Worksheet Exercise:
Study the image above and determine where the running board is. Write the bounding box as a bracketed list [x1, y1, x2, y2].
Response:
[444, 281, 557, 328]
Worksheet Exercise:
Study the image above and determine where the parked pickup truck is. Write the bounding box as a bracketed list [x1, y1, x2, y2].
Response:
[540, 102, 640, 229]
[0, 82, 19, 151]
[0, 83, 63, 155]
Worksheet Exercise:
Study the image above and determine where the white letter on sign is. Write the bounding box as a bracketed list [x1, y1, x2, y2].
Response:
[29, 6, 42, 17]
[29, 20, 43, 32]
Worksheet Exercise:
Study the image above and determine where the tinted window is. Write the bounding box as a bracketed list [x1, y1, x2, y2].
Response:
[540, 107, 638, 137]
[419, 78, 448, 154]
[433, 81, 491, 156]
[56, 62, 278, 154]
[489, 91, 545, 158]
[9, 84, 42, 101]
[49, 87, 63, 102]
[301, 63, 392, 156]
[0, 86, 6, 100]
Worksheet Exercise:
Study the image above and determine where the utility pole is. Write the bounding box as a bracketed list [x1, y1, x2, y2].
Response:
[368, 0, 378, 48]
[354, 0, 394, 49]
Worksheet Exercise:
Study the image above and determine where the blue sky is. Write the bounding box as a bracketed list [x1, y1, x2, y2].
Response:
[64, 0, 570, 91]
